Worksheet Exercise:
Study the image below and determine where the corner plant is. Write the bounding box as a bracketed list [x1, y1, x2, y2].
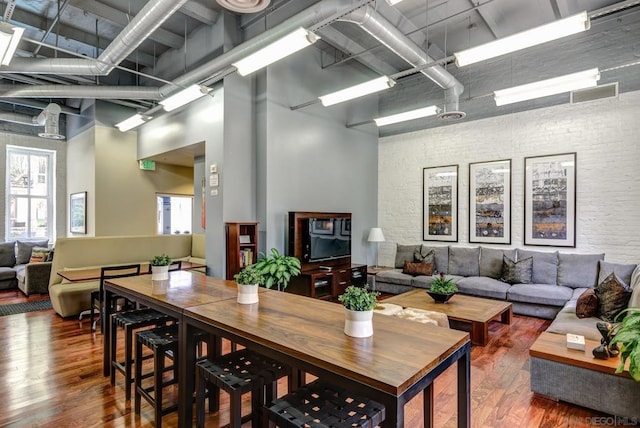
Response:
[253, 248, 301, 290]
[609, 308, 640, 382]
[150, 254, 172, 266]
[234, 265, 265, 286]
[338, 285, 380, 311]
[429, 272, 458, 294]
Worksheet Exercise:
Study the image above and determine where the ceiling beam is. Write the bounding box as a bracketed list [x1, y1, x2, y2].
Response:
[180, 2, 219, 25]
[467, 0, 500, 39]
[67, 0, 184, 49]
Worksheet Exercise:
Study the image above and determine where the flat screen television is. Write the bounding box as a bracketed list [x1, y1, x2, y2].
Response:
[304, 217, 351, 262]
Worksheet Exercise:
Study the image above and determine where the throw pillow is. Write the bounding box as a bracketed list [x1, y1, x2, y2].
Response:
[500, 255, 533, 285]
[0, 241, 16, 267]
[16, 240, 49, 265]
[413, 248, 434, 264]
[395, 244, 420, 269]
[29, 247, 51, 263]
[575, 288, 599, 319]
[596, 273, 632, 322]
[403, 261, 434, 277]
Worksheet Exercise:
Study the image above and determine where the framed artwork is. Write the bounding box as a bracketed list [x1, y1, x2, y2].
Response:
[423, 165, 458, 242]
[469, 159, 511, 244]
[70, 191, 87, 234]
[310, 218, 334, 235]
[340, 218, 351, 236]
[524, 153, 576, 247]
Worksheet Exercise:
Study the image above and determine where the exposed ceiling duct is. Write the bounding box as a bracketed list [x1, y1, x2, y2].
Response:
[216, 0, 271, 14]
[0, 85, 161, 100]
[0, 103, 65, 139]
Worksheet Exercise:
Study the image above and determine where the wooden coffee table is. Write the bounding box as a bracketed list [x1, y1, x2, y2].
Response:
[384, 289, 512, 345]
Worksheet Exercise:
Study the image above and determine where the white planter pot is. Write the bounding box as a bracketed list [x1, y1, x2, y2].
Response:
[237, 283, 259, 304]
[151, 265, 169, 281]
[344, 308, 373, 338]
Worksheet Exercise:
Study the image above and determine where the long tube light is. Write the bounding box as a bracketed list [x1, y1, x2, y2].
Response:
[115, 113, 152, 132]
[374, 105, 439, 126]
[454, 11, 590, 67]
[160, 84, 211, 112]
[493, 68, 600, 106]
[232, 27, 319, 76]
[319, 76, 396, 107]
[0, 24, 24, 66]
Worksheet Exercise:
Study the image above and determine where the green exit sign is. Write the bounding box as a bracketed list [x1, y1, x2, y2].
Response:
[139, 160, 156, 171]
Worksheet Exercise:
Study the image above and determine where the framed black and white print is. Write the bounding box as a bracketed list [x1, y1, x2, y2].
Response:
[469, 159, 511, 244]
[524, 153, 576, 247]
[423, 165, 458, 242]
[70, 191, 87, 234]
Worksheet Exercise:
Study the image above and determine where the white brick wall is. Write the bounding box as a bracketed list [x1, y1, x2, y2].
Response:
[378, 90, 640, 265]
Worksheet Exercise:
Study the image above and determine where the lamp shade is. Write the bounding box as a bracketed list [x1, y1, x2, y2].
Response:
[368, 228, 385, 242]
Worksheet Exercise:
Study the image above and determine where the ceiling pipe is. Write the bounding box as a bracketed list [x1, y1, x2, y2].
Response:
[0, 85, 161, 100]
[0, 103, 65, 139]
[0, 0, 189, 75]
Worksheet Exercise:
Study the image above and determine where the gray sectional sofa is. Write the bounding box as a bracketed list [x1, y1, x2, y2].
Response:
[0, 240, 52, 295]
[376, 244, 640, 341]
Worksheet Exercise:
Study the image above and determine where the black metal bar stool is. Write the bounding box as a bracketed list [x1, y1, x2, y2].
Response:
[263, 379, 386, 428]
[110, 308, 174, 400]
[134, 324, 180, 428]
[195, 348, 289, 428]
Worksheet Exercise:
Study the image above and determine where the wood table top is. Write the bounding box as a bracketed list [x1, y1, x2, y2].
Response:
[529, 331, 630, 377]
[58, 261, 205, 282]
[384, 289, 512, 323]
[185, 289, 470, 396]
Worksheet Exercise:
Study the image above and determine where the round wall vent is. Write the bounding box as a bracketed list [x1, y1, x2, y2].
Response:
[437, 111, 466, 121]
[216, 0, 271, 13]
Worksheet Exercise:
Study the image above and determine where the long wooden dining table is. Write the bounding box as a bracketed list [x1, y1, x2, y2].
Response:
[104, 271, 471, 428]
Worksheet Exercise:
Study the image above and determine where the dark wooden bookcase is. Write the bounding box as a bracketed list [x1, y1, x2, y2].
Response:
[225, 222, 258, 280]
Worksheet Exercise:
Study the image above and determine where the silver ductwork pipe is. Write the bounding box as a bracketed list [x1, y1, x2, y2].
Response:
[0, 85, 162, 99]
[1, 0, 189, 75]
[0, 103, 65, 139]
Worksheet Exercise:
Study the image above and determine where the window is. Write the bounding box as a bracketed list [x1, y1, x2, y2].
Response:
[6, 146, 55, 241]
[156, 195, 193, 235]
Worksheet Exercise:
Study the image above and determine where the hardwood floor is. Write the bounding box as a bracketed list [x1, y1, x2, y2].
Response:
[0, 290, 611, 427]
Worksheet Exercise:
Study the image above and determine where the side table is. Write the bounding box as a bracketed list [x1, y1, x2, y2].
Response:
[367, 266, 394, 291]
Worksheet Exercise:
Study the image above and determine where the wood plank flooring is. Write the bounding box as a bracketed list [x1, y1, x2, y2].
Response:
[0, 289, 612, 427]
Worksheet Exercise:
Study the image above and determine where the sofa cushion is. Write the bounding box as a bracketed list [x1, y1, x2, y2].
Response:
[394, 244, 420, 268]
[0, 241, 16, 267]
[456, 276, 511, 300]
[595, 273, 632, 322]
[376, 269, 414, 286]
[517, 249, 558, 285]
[575, 288, 599, 319]
[448, 247, 480, 277]
[402, 261, 434, 277]
[501, 256, 532, 285]
[507, 283, 573, 307]
[557, 252, 604, 289]
[597, 260, 636, 288]
[16, 240, 49, 265]
[412, 274, 463, 290]
[421, 245, 449, 274]
[0, 266, 16, 280]
[29, 247, 51, 263]
[479, 247, 516, 279]
[546, 307, 602, 342]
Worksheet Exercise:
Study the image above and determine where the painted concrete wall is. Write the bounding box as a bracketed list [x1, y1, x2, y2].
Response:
[0, 132, 67, 241]
[378, 89, 640, 265]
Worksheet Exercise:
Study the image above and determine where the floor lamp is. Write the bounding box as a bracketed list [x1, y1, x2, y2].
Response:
[368, 228, 385, 268]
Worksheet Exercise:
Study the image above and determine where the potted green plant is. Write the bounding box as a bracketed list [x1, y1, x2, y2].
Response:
[338, 285, 380, 338]
[609, 308, 640, 382]
[253, 248, 301, 291]
[150, 254, 172, 281]
[427, 272, 458, 303]
[233, 265, 264, 305]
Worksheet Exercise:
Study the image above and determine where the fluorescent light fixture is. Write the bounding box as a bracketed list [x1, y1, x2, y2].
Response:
[160, 84, 211, 112]
[385, 0, 405, 5]
[319, 76, 395, 107]
[0, 23, 24, 66]
[115, 113, 152, 132]
[454, 11, 589, 67]
[494, 68, 600, 106]
[374, 105, 439, 126]
[232, 27, 319, 76]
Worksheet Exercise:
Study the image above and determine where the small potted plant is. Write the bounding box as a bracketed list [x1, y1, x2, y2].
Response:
[427, 272, 458, 303]
[234, 265, 264, 304]
[609, 308, 640, 382]
[254, 248, 301, 291]
[338, 285, 380, 338]
[150, 253, 172, 281]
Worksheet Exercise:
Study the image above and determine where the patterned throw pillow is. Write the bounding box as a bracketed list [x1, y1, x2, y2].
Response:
[413, 248, 435, 264]
[29, 247, 51, 263]
[576, 288, 599, 319]
[403, 261, 434, 277]
[500, 255, 533, 285]
[596, 273, 632, 322]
